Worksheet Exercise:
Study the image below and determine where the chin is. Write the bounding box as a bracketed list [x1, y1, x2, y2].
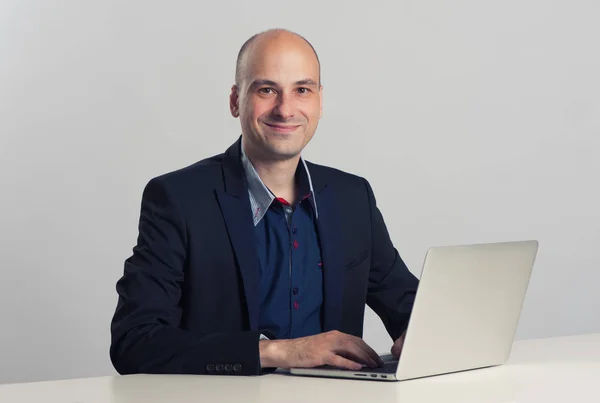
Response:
[259, 136, 302, 155]
[264, 144, 303, 160]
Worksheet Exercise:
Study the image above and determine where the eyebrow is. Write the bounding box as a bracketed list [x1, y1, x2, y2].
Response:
[295, 79, 319, 87]
[250, 79, 278, 88]
[249, 78, 319, 88]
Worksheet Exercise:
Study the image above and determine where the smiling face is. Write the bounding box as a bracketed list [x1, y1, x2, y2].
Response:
[230, 31, 322, 162]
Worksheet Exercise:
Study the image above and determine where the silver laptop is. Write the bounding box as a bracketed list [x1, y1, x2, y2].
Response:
[290, 240, 539, 381]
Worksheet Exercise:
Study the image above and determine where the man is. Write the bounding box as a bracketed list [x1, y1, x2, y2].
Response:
[110, 29, 418, 376]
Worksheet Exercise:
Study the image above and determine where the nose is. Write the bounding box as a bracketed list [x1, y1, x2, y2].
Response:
[272, 92, 294, 120]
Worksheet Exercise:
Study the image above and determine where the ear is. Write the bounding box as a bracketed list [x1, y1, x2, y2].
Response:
[229, 85, 240, 118]
[319, 85, 323, 119]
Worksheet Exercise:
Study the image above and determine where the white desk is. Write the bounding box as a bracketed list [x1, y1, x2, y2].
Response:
[1, 333, 599, 403]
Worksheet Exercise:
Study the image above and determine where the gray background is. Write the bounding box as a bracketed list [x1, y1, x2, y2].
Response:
[1, 0, 598, 385]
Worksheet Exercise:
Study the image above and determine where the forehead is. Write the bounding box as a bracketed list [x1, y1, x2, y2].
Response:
[243, 37, 319, 85]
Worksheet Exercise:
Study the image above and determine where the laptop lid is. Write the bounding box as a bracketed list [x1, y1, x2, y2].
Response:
[395, 240, 539, 380]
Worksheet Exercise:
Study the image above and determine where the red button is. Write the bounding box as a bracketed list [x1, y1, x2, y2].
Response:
[293, 240, 299, 249]
[293, 301, 299, 309]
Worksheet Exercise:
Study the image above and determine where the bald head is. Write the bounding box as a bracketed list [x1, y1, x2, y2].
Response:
[235, 29, 321, 88]
[229, 29, 323, 163]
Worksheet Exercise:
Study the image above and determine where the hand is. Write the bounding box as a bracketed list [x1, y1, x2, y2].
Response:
[390, 331, 406, 359]
[259, 330, 384, 370]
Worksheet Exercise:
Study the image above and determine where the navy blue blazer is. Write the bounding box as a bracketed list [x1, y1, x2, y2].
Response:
[110, 138, 419, 376]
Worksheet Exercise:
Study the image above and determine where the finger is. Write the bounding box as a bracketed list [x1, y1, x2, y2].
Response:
[335, 340, 380, 368]
[391, 344, 400, 359]
[391, 333, 406, 359]
[351, 336, 385, 366]
[327, 354, 363, 371]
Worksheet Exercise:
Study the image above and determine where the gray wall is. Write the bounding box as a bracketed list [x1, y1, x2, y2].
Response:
[1, 0, 599, 385]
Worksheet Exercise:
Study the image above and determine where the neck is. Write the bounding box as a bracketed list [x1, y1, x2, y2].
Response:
[244, 146, 299, 205]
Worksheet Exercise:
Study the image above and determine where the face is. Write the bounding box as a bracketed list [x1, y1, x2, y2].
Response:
[230, 34, 322, 162]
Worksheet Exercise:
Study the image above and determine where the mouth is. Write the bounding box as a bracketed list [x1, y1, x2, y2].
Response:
[262, 122, 301, 134]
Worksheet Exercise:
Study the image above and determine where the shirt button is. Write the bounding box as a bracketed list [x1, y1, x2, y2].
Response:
[293, 287, 299, 295]
[292, 227, 297, 234]
[293, 240, 299, 249]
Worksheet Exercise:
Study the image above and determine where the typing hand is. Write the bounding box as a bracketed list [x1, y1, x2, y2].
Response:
[259, 330, 384, 370]
[390, 331, 406, 359]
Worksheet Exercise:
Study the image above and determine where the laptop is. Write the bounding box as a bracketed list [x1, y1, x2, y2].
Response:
[290, 240, 539, 381]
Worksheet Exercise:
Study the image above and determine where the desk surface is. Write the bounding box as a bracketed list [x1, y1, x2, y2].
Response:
[1, 333, 599, 403]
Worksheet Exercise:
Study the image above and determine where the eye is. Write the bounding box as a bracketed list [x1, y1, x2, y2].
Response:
[297, 87, 311, 94]
[258, 87, 275, 94]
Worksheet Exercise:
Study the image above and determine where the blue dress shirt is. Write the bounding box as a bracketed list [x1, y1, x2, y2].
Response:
[241, 141, 323, 339]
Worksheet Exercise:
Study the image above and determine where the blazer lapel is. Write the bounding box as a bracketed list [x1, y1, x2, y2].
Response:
[312, 171, 345, 332]
[216, 139, 260, 331]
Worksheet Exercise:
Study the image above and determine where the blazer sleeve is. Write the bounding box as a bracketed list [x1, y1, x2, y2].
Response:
[109, 176, 263, 376]
[363, 179, 420, 341]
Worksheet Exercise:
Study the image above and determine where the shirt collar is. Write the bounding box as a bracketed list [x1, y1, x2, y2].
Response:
[240, 138, 318, 226]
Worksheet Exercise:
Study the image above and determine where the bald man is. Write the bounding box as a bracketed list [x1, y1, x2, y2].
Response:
[110, 29, 418, 376]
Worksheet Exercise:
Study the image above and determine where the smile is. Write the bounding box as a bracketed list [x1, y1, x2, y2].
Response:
[263, 122, 301, 134]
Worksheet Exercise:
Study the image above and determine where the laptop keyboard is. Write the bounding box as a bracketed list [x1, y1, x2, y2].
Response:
[362, 361, 398, 373]
[318, 360, 398, 374]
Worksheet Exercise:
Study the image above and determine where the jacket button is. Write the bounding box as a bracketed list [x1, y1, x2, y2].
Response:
[225, 364, 233, 372]
[216, 364, 224, 373]
[206, 364, 215, 373]
[233, 363, 243, 373]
